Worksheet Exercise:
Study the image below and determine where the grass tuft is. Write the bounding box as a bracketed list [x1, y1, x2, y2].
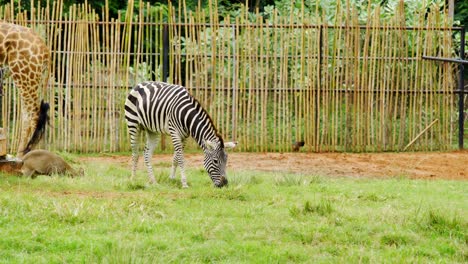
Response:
[227, 172, 263, 186]
[290, 198, 334, 217]
[126, 182, 147, 191]
[380, 233, 412, 247]
[274, 173, 318, 186]
[304, 199, 334, 216]
[357, 192, 396, 202]
[192, 187, 248, 201]
[419, 209, 465, 238]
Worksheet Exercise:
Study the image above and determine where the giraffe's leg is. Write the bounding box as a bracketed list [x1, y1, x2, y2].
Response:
[17, 102, 38, 156]
[11, 71, 40, 157]
[170, 136, 188, 188]
[0, 67, 8, 96]
[144, 131, 159, 184]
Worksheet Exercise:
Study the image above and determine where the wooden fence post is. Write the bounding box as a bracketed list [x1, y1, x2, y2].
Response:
[160, 24, 170, 151]
[458, 27, 465, 149]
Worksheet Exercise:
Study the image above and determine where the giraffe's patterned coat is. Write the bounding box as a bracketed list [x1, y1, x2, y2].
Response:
[0, 22, 50, 156]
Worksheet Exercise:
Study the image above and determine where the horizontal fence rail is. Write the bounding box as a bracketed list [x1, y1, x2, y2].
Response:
[0, 0, 463, 153]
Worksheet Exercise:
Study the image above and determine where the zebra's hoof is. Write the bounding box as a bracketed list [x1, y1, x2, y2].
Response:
[182, 184, 189, 188]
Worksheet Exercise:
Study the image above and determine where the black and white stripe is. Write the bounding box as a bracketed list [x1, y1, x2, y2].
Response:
[124, 81, 236, 188]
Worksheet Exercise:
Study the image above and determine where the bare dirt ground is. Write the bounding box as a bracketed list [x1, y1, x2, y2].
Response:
[79, 151, 468, 180]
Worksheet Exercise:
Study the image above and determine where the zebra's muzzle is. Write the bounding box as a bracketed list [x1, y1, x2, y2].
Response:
[215, 176, 228, 188]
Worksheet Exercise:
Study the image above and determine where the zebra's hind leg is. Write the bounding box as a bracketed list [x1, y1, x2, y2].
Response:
[128, 127, 140, 181]
[144, 132, 159, 184]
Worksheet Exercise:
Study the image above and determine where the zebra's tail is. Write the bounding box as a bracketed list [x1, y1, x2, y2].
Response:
[23, 100, 50, 154]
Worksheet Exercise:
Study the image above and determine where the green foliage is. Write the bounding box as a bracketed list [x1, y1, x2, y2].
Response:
[272, 0, 448, 25]
[0, 0, 127, 18]
[2, 0, 465, 25]
[0, 158, 466, 262]
[454, 0, 468, 27]
[120, 1, 168, 22]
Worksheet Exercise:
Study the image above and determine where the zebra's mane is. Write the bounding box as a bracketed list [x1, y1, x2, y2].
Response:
[187, 90, 224, 147]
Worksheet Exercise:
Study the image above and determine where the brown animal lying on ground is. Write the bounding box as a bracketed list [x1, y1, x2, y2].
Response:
[20, 149, 84, 178]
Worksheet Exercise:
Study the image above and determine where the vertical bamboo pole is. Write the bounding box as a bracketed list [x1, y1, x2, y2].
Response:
[342, 3, 352, 151]
[331, 8, 343, 150]
[84, 4, 92, 152]
[370, 7, 382, 150]
[242, 11, 249, 150]
[99, 0, 110, 152]
[388, 15, 397, 150]
[318, 18, 326, 152]
[90, 6, 99, 152]
[262, 16, 270, 152]
[360, 9, 371, 151]
[245, 14, 253, 151]
[233, 16, 240, 149]
[73, 4, 82, 152]
[441, 17, 454, 148]
[225, 16, 233, 144]
[215, 10, 223, 138]
[281, 18, 289, 152]
[353, 8, 362, 151]
[63, 5, 75, 151]
[384, 20, 394, 151]
[272, 12, 277, 151]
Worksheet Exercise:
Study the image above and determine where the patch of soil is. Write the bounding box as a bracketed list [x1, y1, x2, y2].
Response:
[79, 151, 468, 180]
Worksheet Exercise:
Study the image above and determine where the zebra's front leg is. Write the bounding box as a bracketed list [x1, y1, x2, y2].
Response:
[171, 138, 188, 188]
[169, 155, 177, 180]
[144, 132, 159, 184]
[170, 152, 188, 188]
[177, 152, 189, 188]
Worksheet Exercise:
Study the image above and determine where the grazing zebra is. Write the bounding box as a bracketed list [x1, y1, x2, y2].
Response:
[124, 81, 237, 188]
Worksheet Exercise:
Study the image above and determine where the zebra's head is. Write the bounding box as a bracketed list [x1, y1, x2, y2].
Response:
[203, 139, 237, 187]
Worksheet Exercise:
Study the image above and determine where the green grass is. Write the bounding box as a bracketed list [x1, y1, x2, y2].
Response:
[0, 156, 466, 263]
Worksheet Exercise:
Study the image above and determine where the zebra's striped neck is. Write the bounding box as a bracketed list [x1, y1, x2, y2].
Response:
[186, 99, 222, 149]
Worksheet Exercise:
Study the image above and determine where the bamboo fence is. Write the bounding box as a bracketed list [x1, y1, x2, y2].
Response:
[0, 0, 460, 153]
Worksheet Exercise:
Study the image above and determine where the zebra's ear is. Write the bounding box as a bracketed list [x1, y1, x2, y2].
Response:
[204, 139, 218, 150]
[224, 141, 238, 149]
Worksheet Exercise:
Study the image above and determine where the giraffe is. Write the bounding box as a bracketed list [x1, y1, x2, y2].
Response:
[0, 22, 50, 157]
